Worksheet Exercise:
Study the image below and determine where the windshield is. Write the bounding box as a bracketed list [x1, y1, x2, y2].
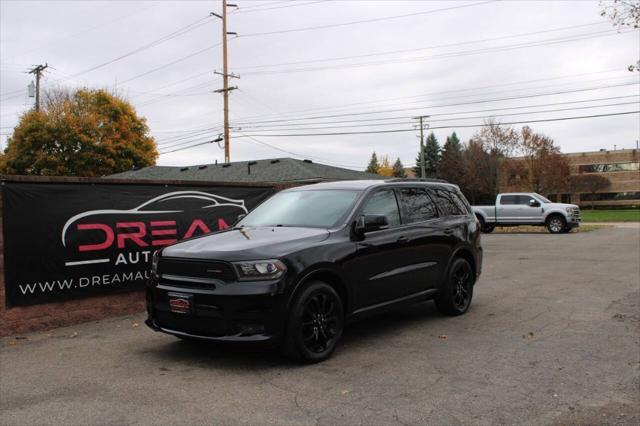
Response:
[533, 194, 551, 203]
[237, 189, 361, 228]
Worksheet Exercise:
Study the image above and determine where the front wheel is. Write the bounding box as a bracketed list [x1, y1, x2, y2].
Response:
[546, 215, 567, 234]
[435, 258, 475, 316]
[283, 281, 344, 363]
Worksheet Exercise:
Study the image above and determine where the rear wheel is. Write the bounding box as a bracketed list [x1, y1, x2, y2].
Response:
[282, 281, 344, 363]
[546, 215, 566, 234]
[435, 258, 475, 316]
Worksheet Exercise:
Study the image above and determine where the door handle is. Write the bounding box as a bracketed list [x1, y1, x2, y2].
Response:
[444, 228, 454, 235]
[397, 236, 409, 244]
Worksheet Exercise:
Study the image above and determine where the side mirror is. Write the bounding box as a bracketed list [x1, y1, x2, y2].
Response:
[355, 214, 389, 234]
[529, 199, 541, 207]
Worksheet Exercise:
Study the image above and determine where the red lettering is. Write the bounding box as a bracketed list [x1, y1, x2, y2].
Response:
[150, 220, 177, 246]
[218, 218, 230, 230]
[183, 219, 211, 239]
[77, 224, 115, 252]
[116, 222, 148, 248]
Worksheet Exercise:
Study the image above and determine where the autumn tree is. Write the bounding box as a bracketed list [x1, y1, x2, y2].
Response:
[413, 132, 440, 178]
[519, 126, 570, 195]
[470, 119, 519, 195]
[392, 158, 406, 178]
[2, 88, 157, 177]
[437, 132, 464, 185]
[366, 151, 380, 174]
[569, 174, 612, 210]
[378, 155, 394, 177]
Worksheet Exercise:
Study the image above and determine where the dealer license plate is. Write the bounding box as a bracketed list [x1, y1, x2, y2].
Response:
[168, 292, 192, 314]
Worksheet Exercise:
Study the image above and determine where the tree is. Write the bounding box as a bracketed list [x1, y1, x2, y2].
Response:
[519, 126, 570, 195]
[470, 119, 520, 196]
[392, 158, 406, 178]
[569, 174, 612, 210]
[412, 132, 440, 178]
[378, 155, 393, 177]
[437, 132, 464, 185]
[460, 140, 495, 205]
[600, 0, 639, 29]
[2, 88, 157, 177]
[365, 151, 380, 174]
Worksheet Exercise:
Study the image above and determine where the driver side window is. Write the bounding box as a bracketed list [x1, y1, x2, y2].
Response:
[361, 189, 401, 227]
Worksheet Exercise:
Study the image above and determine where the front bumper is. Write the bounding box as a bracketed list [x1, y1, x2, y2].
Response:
[145, 277, 287, 345]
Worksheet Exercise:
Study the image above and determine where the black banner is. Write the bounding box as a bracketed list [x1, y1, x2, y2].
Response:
[2, 182, 274, 306]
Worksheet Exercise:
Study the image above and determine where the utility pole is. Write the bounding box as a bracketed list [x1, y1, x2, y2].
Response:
[28, 63, 48, 112]
[212, 1, 238, 164]
[413, 115, 430, 178]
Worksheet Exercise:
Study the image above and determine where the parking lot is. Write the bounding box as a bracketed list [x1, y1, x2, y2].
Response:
[1, 226, 639, 425]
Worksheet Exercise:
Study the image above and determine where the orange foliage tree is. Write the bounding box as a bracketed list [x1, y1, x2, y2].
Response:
[2, 88, 157, 177]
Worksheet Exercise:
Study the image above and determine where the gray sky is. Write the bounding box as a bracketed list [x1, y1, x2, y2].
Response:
[1, 0, 639, 170]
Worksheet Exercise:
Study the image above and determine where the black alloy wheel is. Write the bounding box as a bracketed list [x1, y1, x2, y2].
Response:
[435, 257, 475, 316]
[283, 281, 344, 363]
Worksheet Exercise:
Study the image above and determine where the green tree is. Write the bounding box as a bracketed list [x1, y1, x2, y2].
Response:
[437, 132, 464, 184]
[412, 132, 441, 178]
[392, 158, 406, 178]
[366, 151, 380, 174]
[2, 88, 157, 177]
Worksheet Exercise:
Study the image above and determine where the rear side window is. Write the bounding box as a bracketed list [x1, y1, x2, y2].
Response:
[500, 195, 518, 205]
[397, 188, 438, 223]
[430, 189, 468, 216]
[361, 189, 401, 227]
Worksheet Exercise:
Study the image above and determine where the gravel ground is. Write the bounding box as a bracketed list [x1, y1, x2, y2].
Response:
[1, 226, 639, 425]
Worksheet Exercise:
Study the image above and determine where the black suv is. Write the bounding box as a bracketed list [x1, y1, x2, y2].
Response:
[146, 179, 483, 363]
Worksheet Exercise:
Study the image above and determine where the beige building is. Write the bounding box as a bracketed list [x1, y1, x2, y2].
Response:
[555, 149, 639, 207]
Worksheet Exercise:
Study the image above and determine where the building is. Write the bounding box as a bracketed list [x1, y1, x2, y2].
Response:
[502, 149, 639, 207]
[560, 149, 639, 207]
[108, 157, 381, 184]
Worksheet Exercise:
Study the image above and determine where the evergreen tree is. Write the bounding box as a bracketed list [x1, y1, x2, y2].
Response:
[392, 158, 406, 178]
[412, 132, 441, 178]
[437, 132, 464, 184]
[366, 151, 380, 174]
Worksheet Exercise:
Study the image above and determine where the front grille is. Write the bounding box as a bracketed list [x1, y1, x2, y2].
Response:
[158, 257, 236, 282]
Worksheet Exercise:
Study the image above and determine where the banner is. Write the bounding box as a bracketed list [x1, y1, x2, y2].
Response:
[2, 182, 274, 306]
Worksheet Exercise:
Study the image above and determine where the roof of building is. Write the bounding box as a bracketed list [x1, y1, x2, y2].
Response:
[107, 157, 382, 183]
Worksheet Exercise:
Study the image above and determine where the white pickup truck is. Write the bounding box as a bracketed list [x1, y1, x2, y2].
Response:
[472, 193, 581, 234]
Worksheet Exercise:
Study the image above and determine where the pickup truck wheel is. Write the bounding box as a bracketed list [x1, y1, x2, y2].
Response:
[282, 281, 344, 363]
[435, 258, 474, 316]
[546, 215, 566, 234]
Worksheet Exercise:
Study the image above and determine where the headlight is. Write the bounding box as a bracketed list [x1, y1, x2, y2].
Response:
[233, 259, 286, 281]
[565, 207, 574, 213]
[151, 250, 160, 274]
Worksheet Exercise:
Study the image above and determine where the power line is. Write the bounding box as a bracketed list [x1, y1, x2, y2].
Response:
[234, 22, 607, 71]
[233, 81, 639, 125]
[236, 110, 640, 137]
[233, 0, 329, 14]
[240, 1, 495, 37]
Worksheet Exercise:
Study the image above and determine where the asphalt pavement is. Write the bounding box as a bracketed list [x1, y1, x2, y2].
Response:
[1, 226, 639, 425]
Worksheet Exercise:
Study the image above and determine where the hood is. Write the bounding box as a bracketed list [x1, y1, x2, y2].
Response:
[549, 203, 579, 210]
[161, 226, 331, 261]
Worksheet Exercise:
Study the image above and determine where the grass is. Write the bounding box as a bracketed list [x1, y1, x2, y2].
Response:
[494, 224, 608, 234]
[580, 209, 640, 222]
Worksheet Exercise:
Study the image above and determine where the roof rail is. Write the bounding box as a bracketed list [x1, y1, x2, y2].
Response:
[385, 178, 450, 184]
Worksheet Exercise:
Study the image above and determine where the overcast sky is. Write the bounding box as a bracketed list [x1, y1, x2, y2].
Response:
[1, 0, 639, 170]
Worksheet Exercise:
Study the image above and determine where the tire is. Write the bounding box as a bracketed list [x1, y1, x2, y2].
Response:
[435, 257, 475, 316]
[546, 215, 567, 234]
[282, 281, 344, 363]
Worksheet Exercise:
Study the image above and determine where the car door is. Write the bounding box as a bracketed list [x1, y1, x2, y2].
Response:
[497, 194, 524, 223]
[351, 188, 418, 309]
[519, 195, 543, 223]
[393, 187, 447, 291]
